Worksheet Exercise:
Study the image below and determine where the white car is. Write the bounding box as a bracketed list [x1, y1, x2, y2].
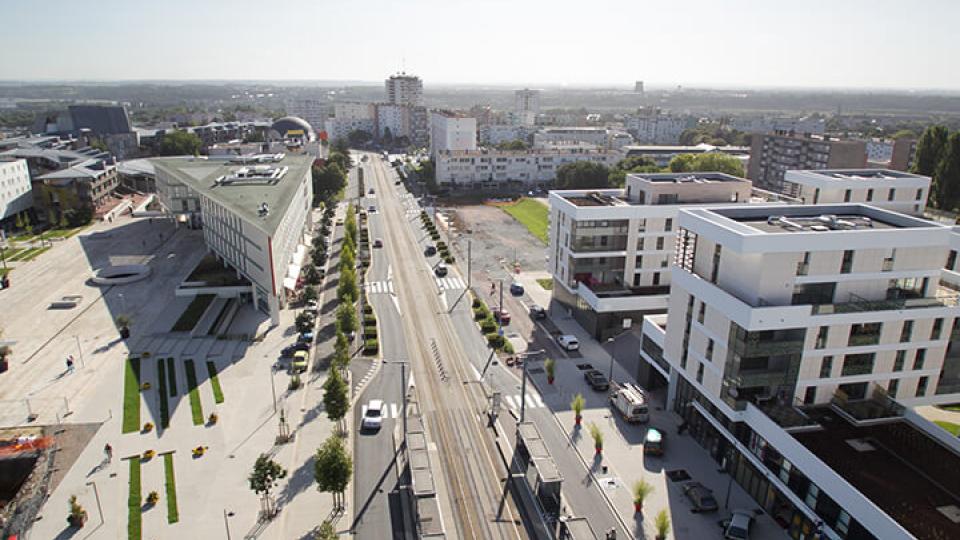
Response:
[361, 399, 384, 431]
[557, 334, 580, 351]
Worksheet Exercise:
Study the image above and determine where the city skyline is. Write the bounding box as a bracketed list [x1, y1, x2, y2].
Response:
[1, 0, 957, 90]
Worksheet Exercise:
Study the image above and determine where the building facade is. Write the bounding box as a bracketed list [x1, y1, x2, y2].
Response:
[286, 99, 331, 132]
[429, 111, 477, 158]
[640, 204, 960, 540]
[0, 159, 33, 224]
[385, 73, 423, 107]
[514, 88, 541, 117]
[623, 144, 750, 168]
[784, 169, 930, 216]
[533, 127, 610, 148]
[624, 113, 690, 144]
[435, 147, 619, 189]
[748, 133, 867, 196]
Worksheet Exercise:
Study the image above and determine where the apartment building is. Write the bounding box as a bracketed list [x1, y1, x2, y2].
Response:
[285, 98, 330, 132]
[623, 112, 690, 144]
[479, 124, 532, 146]
[547, 172, 784, 339]
[429, 111, 477, 158]
[748, 133, 867, 196]
[385, 73, 423, 106]
[153, 153, 313, 325]
[34, 154, 120, 219]
[785, 169, 930, 216]
[730, 116, 826, 136]
[533, 127, 610, 149]
[435, 147, 619, 190]
[639, 204, 960, 540]
[889, 138, 918, 172]
[0, 159, 32, 224]
[623, 144, 750, 168]
[515, 88, 541, 116]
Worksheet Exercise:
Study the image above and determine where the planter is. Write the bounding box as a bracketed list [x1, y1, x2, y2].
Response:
[595, 446, 603, 456]
[192, 446, 206, 457]
[142, 422, 154, 433]
[575, 415, 582, 426]
[146, 491, 159, 505]
[141, 382, 151, 391]
[67, 513, 87, 528]
[547, 376, 554, 385]
[119, 327, 130, 339]
[634, 502, 643, 514]
[142, 450, 156, 460]
[208, 413, 219, 425]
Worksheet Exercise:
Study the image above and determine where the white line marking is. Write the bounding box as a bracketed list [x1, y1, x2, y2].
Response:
[530, 393, 546, 408]
[391, 403, 401, 419]
[504, 395, 518, 410]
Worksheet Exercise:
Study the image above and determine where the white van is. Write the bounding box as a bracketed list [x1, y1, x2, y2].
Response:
[557, 334, 579, 351]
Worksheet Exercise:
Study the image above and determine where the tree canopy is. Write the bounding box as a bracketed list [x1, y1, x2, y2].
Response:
[248, 454, 287, 517]
[314, 435, 352, 509]
[934, 132, 960, 212]
[496, 139, 529, 151]
[348, 130, 373, 146]
[914, 125, 949, 177]
[555, 161, 613, 189]
[322, 369, 350, 423]
[668, 152, 745, 177]
[158, 130, 202, 156]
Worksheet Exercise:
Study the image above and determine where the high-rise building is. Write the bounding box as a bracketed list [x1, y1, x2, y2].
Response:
[637, 203, 960, 540]
[784, 169, 930, 216]
[0, 159, 33, 223]
[429, 111, 477, 158]
[624, 111, 690, 145]
[385, 73, 423, 107]
[514, 88, 541, 117]
[286, 99, 330, 132]
[748, 132, 867, 196]
[634, 81, 644, 94]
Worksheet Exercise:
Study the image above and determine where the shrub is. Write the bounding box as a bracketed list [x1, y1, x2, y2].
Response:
[480, 319, 497, 333]
[486, 333, 506, 348]
[363, 314, 377, 325]
[363, 325, 377, 338]
[363, 304, 374, 315]
[444, 256, 455, 264]
[472, 297, 482, 308]
[436, 241, 447, 249]
[363, 339, 379, 355]
[503, 341, 515, 354]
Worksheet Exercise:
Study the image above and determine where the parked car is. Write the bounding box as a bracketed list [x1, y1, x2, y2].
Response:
[529, 305, 547, 319]
[493, 308, 511, 325]
[584, 369, 609, 391]
[281, 342, 310, 357]
[368, 205, 376, 213]
[643, 428, 664, 455]
[720, 510, 754, 539]
[682, 482, 719, 513]
[291, 350, 309, 373]
[361, 399, 384, 431]
[395, 179, 402, 185]
[509, 281, 524, 295]
[298, 332, 314, 343]
[557, 334, 580, 351]
[373, 238, 383, 248]
[434, 264, 448, 277]
[424, 245, 437, 256]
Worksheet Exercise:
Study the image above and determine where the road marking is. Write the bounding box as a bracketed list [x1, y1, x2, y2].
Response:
[360, 402, 398, 420]
[365, 280, 394, 294]
[391, 402, 401, 419]
[504, 395, 518, 410]
[435, 276, 465, 290]
[529, 392, 546, 408]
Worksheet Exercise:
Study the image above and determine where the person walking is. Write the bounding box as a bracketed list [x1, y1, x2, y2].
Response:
[66, 355, 75, 373]
[104, 443, 113, 462]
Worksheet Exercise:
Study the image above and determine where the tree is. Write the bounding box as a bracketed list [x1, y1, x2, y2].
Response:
[295, 312, 315, 334]
[339, 245, 356, 272]
[315, 521, 337, 540]
[304, 264, 321, 285]
[336, 303, 357, 335]
[90, 138, 109, 152]
[327, 152, 351, 174]
[158, 130, 202, 156]
[668, 153, 744, 177]
[331, 138, 350, 157]
[249, 454, 287, 519]
[417, 159, 437, 193]
[337, 267, 359, 303]
[348, 130, 373, 147]
[116, 314, 131, 339]
[334, 330, 349, 360]
[322, 368, 350, 431]
[303, 285, 318, 304]
[314, 435, 352, 511]
[311, 163, 347, 205]
[914, 125, 949, 177]
[554, 161, 612, 189]
[934, 132, 960, 212]
[496, 139, 529, 151]
[891, 129, 918, 140]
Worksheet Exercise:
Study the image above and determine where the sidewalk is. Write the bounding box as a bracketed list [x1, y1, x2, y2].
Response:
[527, 310, 788, 539]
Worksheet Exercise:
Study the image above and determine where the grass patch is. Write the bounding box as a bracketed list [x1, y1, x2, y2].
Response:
[121, 358, 141, 434]
[536, 278, 554, 290]
[206, 361, 224, 404]
[128, 458, 142, 540]
[163, 453, 179, 523]
[166, 357, 177, 396]
[43, 225, 88, 239]
[171, 294, 215, 332]
[184, 360, 203, 425]
[935, 420, 960, 436]
[7, 246, 50, 262]
[501, 197, 548, 244]
[938, 403, 960, 412]
[157, 361, 170, 429]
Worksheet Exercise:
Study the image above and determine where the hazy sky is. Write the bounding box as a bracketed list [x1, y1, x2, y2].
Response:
[2, 0, 956, 89]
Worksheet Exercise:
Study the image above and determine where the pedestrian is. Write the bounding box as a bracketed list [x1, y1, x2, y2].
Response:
[66, 355, 75, 373]
[104, 443, 113, 462]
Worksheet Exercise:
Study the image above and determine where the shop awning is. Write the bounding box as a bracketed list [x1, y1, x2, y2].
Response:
[282, 276, 297, 290]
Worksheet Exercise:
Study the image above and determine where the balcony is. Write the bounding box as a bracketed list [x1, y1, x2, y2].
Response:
[577, 282, 670, 313]
[812, 292, 959, 315]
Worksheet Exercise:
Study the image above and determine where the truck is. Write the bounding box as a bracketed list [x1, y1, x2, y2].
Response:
[609, 381, 649, 423]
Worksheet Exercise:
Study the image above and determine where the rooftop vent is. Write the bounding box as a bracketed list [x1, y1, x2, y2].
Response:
[216, 164, 289, 185]
[766, 214, 874, 232]
[257, 202, 270, 218]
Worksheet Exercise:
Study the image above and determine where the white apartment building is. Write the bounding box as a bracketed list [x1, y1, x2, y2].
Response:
[730, 115, 826, 136]
[435, 147, 620, 190]
[548, 172, 779, 339]
[514, 88, 541, 116]
[153, 153, 313, 325]
[325, 102, 376, 141]
[429, 111, 477, 158]
[624, 114, 690, 144]
[534, 127, 609, 148]
[785, 169, 930, 216]
[285, 98, 330, 132]
[0, 159, 33, 222]
[385, 73, 423, 106]
[479, 124, 531, 146]
[640, 203, 960, 540]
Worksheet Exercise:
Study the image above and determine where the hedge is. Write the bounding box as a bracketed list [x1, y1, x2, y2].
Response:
[363, 304, 374, 315]
[364, 314, 377, 325]
[363, 339, 379, 355]
[486, 333, 506, 348]
[444, 256, 455, 264]
[480, 319, 497, 333]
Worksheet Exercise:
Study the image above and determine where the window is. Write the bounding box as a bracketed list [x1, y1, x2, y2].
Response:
[637, 237, 645, 250]
[637, 218, 646, 232]
[947, 250, 958, 271]
[664, 218, 673, 232]
[916, 188, 924, 201]
[697, 302, 705, 324]
[797, 252, 810, 276]
[815, 326, 828, 349]
[813, 188, 820, 204]
[792, 282, 836, 305]
[888, 378, 899, 397]
[882, 249, 895, 272]
[696, 362, 704, 383]
[705, 339, 714, 361]
[917, 376, 929, 397]
[655, 237, 664, 250]
[844, 189, 852, 202]
[866, 188, 874, 202]
[804, 483, 820, 509]
[820, 356, 833, 378]
[894, 350, 906, 371]
[888, 188, 896, 201]
[848, 322, 882, 346]
[914, 349, 926, 370]
[635, 256, 643, 268]
[841, 353, 875, 376]
[932, 318, 944, 340]
[660, 259, 668, 268]
[652, 272, 661, 285]
[900, 320, 914, 342]
[803, 386, 817, 405]
[710, 244, 722, 283]
[658, 193, 679, 204]
[840, 250, 854, 274]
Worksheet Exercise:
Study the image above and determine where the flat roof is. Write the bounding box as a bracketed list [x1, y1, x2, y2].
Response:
[152, 154, 311, 236]
[707, 204, 936, 234]
[794, 408, 960, 540]
[632, 172, 749, 184]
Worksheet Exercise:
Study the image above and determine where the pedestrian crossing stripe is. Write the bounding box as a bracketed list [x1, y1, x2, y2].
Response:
[360, 402, 403, 419]
[435, 276, 465, 290]
[365, 281, 394, 294]
[502, 394, 546, 411]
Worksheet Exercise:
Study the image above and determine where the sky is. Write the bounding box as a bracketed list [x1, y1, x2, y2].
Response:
[1, 0, 957, 90]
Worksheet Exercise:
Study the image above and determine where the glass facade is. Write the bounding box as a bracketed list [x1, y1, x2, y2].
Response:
[722, 322, 806, 411]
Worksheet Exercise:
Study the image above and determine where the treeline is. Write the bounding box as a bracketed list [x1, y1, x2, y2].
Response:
[914, 126, 960, 212]
[556, 153, 745, 190]
[311, 139, 351, 207]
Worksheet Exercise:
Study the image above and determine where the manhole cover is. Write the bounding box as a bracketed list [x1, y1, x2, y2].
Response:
[575, 363, 594, 371]
[666, 469, 691, 482]
[528, 367, 544, 374]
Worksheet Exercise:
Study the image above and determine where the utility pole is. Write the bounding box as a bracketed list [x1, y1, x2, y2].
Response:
[467, 240, 472, 289]
[400, 361, 408, 450]
[223, 509, 233, 540]
[269, 365, 277, 414]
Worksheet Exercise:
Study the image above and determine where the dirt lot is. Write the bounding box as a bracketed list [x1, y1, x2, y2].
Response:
[442, 203, 546, 284]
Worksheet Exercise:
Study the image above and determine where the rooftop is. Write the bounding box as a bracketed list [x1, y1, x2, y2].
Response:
[705, 204, 940, 234]
[785, 168, 931, 185]
[152, 153, 312, 236]
[635, 172, 748, 184]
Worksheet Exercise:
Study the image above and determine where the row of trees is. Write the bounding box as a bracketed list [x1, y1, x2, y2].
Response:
[311, 141, 351, 206]
[554, 152, 745, 190]
[914, 125, 960, 212]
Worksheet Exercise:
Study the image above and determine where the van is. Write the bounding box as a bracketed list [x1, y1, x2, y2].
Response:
[557, 334, 579, 351]
[610, 381, 650, 423]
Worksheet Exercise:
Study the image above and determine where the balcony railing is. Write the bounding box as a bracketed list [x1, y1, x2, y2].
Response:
[847, 334, 880, 347]
[813, 293, 959, 315]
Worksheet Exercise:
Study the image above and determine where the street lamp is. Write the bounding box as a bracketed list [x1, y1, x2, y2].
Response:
[384, 359, 409, 450]
[517, 349, 546, 423]
[604, 322, 633, 382]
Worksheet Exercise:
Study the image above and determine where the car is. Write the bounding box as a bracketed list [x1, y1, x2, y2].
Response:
[643, 428, 664, 455]
[424, 245, 437, 256]
[368, 188, 375, 194]
[584, 369, 609, 391]
[434, 264, 448, 277]
[509, 281, 524, 295]
[493, 308, 511, 325]
[361, 399, 384, 431]
[291, 350, 309, 373]
[368, 205, 376, 213]
[304, 305, 318, 315]
[530, 305, 547, 319]
[395, 180, 402, 185]
[305, 299, 319, 309]
[336, 218, 344, 225]
[281, 342, 310, 357]
[557, 334, 580, 351]
[298, 332, 314, 343]
[720, 510, 754, 539]
[373, 238, 383, 248]
[682, 482, 719, 513]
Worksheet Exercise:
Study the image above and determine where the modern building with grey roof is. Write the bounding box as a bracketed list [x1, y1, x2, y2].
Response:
[153, 153, 313, 324]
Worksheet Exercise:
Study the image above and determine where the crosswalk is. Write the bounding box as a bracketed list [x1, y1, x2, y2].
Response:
[501, 393, 546, 414]
[360, 402, 403, 420]
[436, 276, 465, 291]
[365, 280, 394, 294]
